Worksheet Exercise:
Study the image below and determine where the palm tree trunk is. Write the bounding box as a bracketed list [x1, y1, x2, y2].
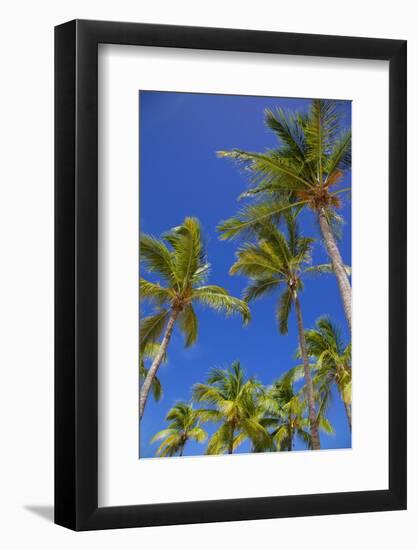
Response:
[293, 294, 320, 450]
[288, 425, 293, 451]
[344, 401, 352, 432]
[318, 208, 352, 331]
[139, 309, 178, 420]
[228, 425, 235, 454]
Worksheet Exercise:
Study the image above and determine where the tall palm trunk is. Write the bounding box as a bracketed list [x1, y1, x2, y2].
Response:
[293, 293, 320, 450]
[318, 208, 352, 331]
[139, 309, 179, 420]
[343, 401, 352, 432]
[288, 425, 293, 451]
[228, 424, 235, 454]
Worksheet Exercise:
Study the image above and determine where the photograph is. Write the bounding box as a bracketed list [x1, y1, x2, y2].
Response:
[139, 91, 352, 458]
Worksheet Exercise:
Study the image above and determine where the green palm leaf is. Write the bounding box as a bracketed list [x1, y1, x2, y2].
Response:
[140, 278, 172, 305]
[324, 130, 352, 177]
[177, 304, 198, 347]
[277, 287, 293, 334]
[140, 235, 176, 285]
[205, 424, 233, 455]
[151, 403, 207, 457]
[188, 426, 208, 443]
[243, 276, 280, 302]
[230, 241, 287, 279]
[217, 149, 313, 189]
[304, 99, 339, 178]
[139, 310, 169, 352]
[166, 217, 205, 289]
[218, 198, 308, 241]
[192, 286, 250, 324]
[264, 108, 307, 161]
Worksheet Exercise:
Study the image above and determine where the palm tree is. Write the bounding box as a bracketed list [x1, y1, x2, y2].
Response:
[261, 378, 312, 451]
[151, 402, 207, 457]
[193, 361, 271, 454]
[139, 217, 250, 419]
[218, 99, 352, 330]
[228, 213, 328, 450]
[304, 316, 352, 430]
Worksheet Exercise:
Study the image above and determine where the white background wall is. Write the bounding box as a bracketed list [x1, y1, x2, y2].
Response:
[0, 1, 414, 548]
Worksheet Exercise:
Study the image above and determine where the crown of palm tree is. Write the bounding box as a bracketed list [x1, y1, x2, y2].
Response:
[140, 217, 250, 352]
[193, 361, 272, 454]
[260, 378, 312, 451]
[217, 99, 351, 240]
[229, 213, 330, 334]
[151, 402, 207, 457]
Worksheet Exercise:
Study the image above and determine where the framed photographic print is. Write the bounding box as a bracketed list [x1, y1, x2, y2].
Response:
[55, 20, 407, 530]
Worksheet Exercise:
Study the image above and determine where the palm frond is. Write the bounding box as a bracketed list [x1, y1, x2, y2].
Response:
[264, 108, 307, 162]
[194, 408, 223, 423]
[188, 426, 208, 443]
[242, 276, 280, 302]
[230, 241, 287, 279]
[150, 374, 163, 402]
[140, 234, 175, 284]
[166, 217, 206, 289]
[151, 428, 175, 443]
[141, 341, 168, 363]
[276, 287, 293, 334]
[193, 383, 225, 407]
[259, 223, 292, 267]
[139, 310, 169, 352]
[240, 418, 272, 449]
[304, 99, 340, 181]
[285, 209, 300, 255]
[325, 129, 351, 177]
[217, 149, 312, 191]
[274, 424, 291, 450]
[192, 286, 251, 324]
[177, 304, 198, 347]
[140, 278, 172, 305]
[205, 423, 233, 455]
[318, 416, 334, 435]
[217, 198, 308, 241]
[155, 434, 182, 457]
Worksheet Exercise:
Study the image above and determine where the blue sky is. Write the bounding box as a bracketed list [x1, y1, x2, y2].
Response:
[139, 91, 351, 457]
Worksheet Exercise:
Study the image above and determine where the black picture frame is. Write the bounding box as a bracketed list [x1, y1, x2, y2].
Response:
[55, 19, 407, 531]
